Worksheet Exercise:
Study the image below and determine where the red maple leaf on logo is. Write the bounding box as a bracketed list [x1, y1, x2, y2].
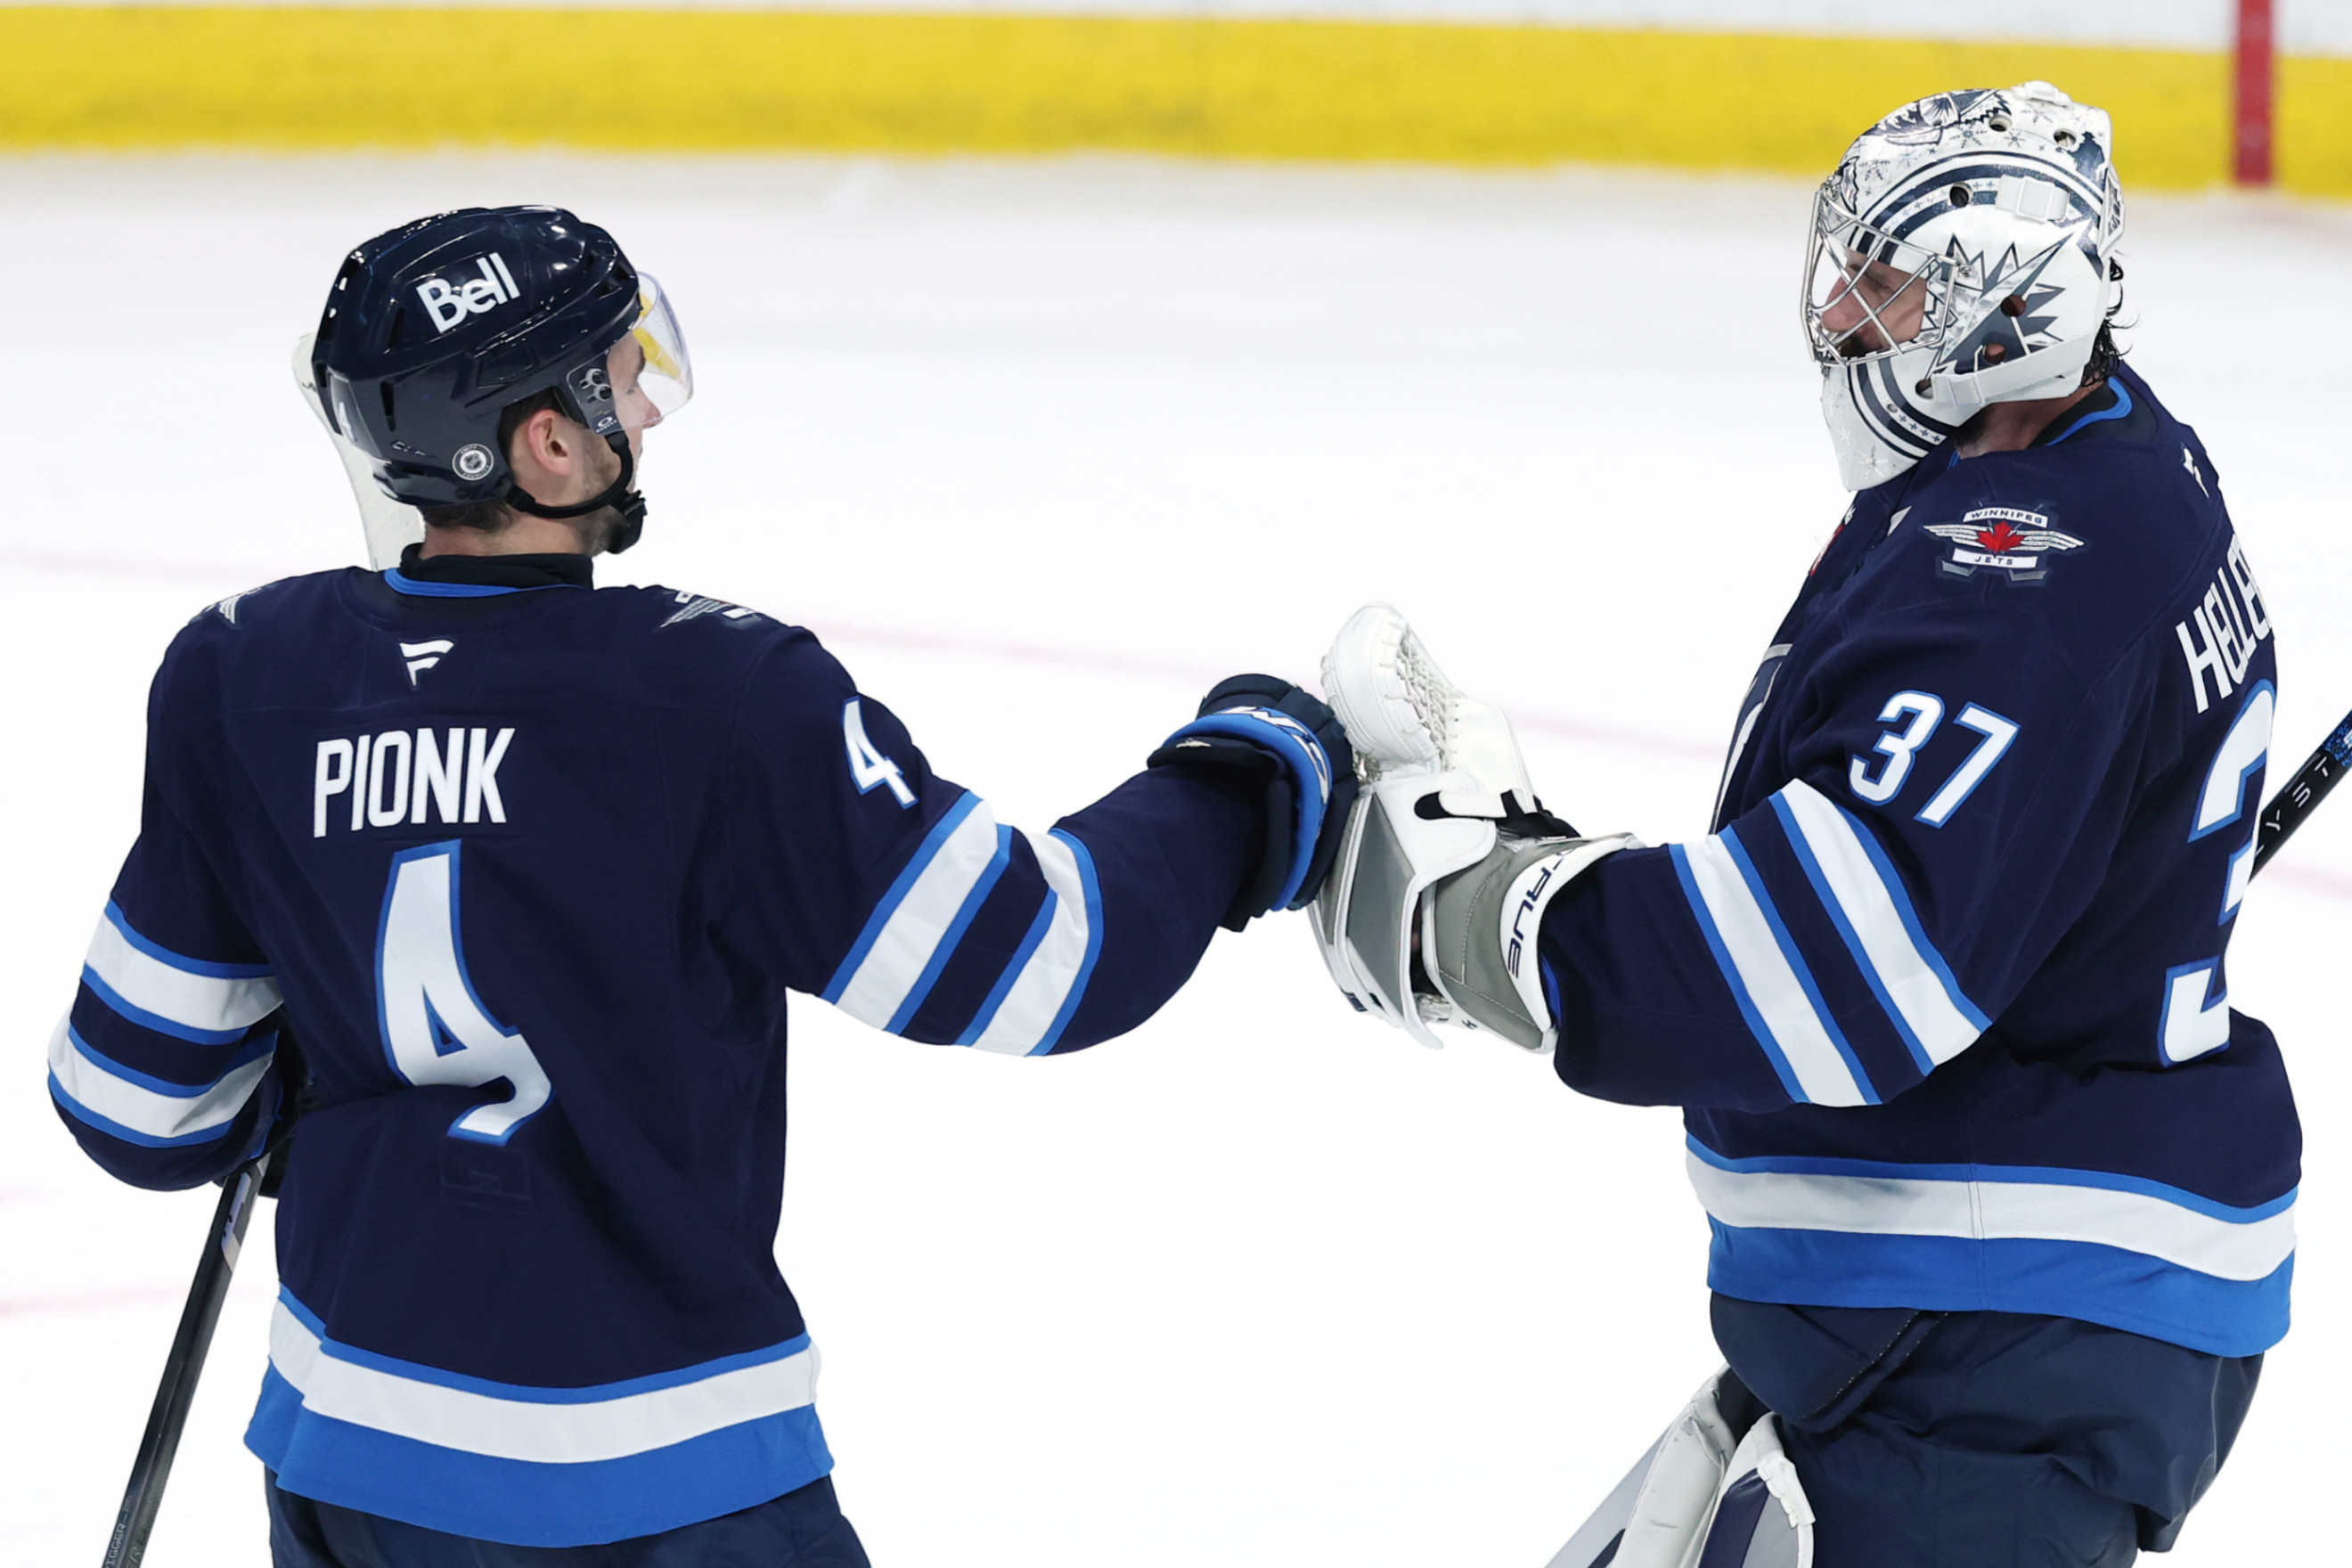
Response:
[1975, 521, 2025, 551]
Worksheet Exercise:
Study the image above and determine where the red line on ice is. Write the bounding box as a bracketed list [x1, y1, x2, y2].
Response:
[0, 1285, 183, 1319]
[8, 544, 2340, 893]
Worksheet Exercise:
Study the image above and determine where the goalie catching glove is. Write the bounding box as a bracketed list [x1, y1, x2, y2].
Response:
[1311, 605, 1637, 1050]
[1148, 675, 1358, 930]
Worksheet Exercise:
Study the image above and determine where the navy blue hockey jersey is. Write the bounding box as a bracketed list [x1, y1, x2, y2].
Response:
[1540, 363, 2298, 1358]
[48, 551, 1258, 1546]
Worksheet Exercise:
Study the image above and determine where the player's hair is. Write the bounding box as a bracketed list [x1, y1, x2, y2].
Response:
[2081, 259, 2127, 387]
[417, 388, 569, 534]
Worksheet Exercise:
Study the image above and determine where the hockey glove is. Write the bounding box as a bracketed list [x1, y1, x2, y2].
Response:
[1311, 605, 1637, 1049]
[1148, 674, 1359, 931]
[256, 1025, 320, 1199]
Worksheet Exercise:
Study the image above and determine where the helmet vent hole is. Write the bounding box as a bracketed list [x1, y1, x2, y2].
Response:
[380, 381, 398, 432]
[2000, 295, 2026, 316]
[387, 305, 407, 346]
[1915, 377, 1933, 396]
[1948, 184, 1972, 208]
[2055, 129, 2077, 147]
[1989, 114, 2012, 133]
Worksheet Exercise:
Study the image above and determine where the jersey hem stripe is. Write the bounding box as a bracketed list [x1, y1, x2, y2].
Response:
[265, 1293, 819, 1458]
[1686, 1136, 2298, 1222]
[1686, 1148, 2295, 1281]
[246, 1367, 833, 1549]
[1703, 1220, 2291, 1360]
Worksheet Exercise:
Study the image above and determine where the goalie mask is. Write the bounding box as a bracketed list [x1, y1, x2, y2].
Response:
[1808, 82, 2125, 491]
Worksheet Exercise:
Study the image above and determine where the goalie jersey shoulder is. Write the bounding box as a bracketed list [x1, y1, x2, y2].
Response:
[1852, 367, 2254, 696]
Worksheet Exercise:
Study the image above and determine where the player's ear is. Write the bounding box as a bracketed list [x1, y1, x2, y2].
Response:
[510, 406, 572, 477]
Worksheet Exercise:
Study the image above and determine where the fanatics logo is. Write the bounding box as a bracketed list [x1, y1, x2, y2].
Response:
[400, 639, 453, 686]
[1925, 507, 2086, 585]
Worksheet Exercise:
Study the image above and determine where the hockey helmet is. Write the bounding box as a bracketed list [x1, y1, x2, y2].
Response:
[308, 206, 691, 551]
[1806, 83, 2126, 491]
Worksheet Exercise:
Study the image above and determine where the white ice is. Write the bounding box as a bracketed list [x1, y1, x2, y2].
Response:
[2, 152, 2347, 1567]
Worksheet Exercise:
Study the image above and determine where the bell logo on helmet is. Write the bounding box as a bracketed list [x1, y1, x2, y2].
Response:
[452, 444, 495, 482]
[415, 253, 523, 335]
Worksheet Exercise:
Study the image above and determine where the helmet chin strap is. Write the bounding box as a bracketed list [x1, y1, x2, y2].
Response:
[504, 431, 647, 554]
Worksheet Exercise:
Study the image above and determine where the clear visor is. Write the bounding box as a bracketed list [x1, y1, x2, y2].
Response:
[1801, 191, 1956, 367]
[601, 274, 692, 433]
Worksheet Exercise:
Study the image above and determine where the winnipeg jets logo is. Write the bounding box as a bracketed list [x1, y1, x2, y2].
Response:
[1935, 236, 2070, 377]
[1925, 508, 2085, 585]
[400, 639, 454, 685]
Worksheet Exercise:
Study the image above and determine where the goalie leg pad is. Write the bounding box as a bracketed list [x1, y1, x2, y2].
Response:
[1548, 1368, 1814, 1568]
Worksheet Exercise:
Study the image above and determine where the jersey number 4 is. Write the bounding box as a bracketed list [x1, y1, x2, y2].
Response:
[376, 842, 552, 1143]
[845, 698, 916, 808]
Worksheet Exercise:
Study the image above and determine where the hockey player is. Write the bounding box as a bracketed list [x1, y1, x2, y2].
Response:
[1311, 85, 2290, 1566]
[47, 207, 1353, 1565]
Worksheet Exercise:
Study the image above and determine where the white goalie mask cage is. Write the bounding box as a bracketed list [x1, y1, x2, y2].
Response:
[1808, 82, 2126, 491]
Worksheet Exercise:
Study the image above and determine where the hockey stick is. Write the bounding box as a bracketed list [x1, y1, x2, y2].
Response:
[2254, 707, 2352, 876]
[100, 1150, 271, 1568]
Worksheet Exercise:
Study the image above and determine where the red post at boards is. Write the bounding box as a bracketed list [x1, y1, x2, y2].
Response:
[2234, 0, 2275, 186]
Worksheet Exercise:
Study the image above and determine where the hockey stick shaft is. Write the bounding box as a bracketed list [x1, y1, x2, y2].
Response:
[102, 1151, 270, 1568]
[2254, 708, 2352, 877]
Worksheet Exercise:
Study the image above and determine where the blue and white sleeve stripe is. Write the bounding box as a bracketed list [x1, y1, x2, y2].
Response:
[1669, 834, 1874, 1107]
[1770, 780, 1989, 1072]
[82, 901, 282, 1045]
[1664, 778, 1993, 1107]
[959, 828, 1103, 1056]
[822, 794, 1105, 1056]
[822, 794, 1009, 1031]
[47, 1015, 277, 1147]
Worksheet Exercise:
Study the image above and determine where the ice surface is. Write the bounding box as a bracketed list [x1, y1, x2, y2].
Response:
[1, 152, 2345, 1566]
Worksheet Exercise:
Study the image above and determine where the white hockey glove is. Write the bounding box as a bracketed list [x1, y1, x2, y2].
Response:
[1310, 605, 1637, 1051]
[293, 332, 427, 570]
